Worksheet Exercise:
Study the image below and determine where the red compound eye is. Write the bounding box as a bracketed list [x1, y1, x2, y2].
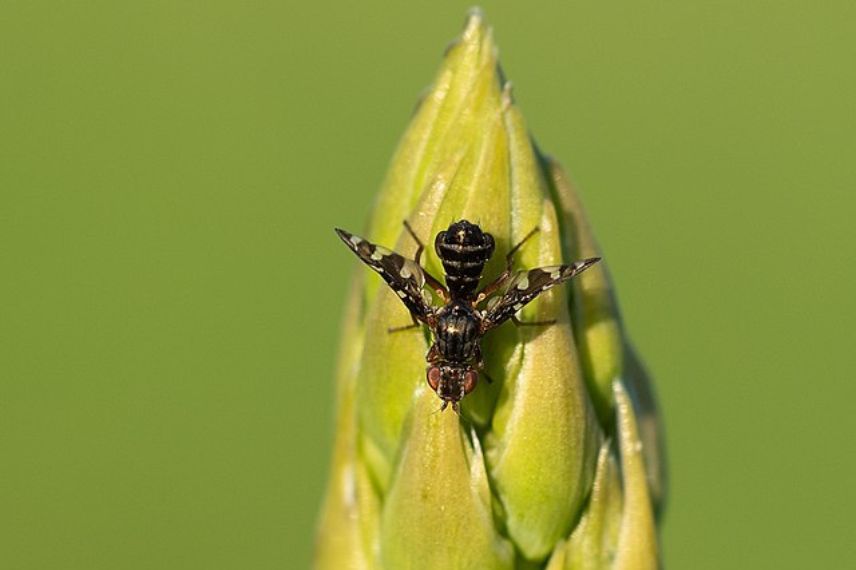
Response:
[427, 367, 442, 391]
[463, 370, 478, 394]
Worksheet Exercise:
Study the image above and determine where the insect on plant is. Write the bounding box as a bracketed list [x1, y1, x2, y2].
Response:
[335, 220, 600, 411]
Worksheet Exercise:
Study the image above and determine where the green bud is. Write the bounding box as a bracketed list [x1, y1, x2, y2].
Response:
[544, 159, 624, 423]
[314, 280, 380, 569]
[380, 388, 514, 569]
[485, 104, 602, 559]
[545, 382, 659, 570]
[612, 381, 659, 569]
[623, 343, 667, 516]
[315, 10, 664, 569]
[546, 442, 623, 570]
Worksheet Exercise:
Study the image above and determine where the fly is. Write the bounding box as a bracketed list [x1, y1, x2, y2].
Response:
[335, 220, 600, 411]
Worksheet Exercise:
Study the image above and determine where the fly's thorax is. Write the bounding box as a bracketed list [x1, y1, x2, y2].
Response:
[434, 301, 481, 362]
[434, 220, 495, 299]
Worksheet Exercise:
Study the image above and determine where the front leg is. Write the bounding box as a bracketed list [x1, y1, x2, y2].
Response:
[426, 343, 442, 364]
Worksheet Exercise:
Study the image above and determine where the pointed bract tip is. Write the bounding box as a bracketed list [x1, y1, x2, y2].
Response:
[461, 7, 492, 43]
[464, 6, 486, 28]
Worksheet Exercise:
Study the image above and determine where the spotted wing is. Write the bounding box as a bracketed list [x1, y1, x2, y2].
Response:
[335, 228, 433, 321]
[481, 258, 601, 331]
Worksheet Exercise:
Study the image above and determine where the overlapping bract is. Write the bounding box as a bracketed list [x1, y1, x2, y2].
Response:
[314, 11, 665, 569]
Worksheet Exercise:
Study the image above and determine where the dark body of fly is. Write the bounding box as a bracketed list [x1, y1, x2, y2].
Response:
[335, 219, 600, 411]
[432, 221, 494, 363]
[434, 220, 495, 300]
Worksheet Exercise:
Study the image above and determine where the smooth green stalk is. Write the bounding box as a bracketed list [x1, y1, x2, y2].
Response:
[315, 10, 665, 569]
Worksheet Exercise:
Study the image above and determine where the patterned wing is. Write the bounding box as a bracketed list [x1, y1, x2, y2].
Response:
[481, 258, 601, 331]
[335, 228, 433, 321]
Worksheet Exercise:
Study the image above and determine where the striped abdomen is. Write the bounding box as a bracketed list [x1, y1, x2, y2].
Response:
[434, 220, 495, 300]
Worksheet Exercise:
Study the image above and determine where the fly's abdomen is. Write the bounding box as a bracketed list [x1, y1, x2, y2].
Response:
[434, 220, 495, 299]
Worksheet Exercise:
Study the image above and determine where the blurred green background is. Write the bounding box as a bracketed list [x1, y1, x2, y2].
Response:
[1, 1, 854, 568]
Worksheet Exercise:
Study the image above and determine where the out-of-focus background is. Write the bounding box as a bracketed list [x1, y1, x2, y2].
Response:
[2, 2, 854, 568]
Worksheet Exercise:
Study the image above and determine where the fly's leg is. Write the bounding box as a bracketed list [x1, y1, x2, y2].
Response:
[473, 347, 493, 384]
[388, 314, 422, 333]
[476, 226, 540, 302]
[511, 314, 556, 327]
[402, 220, 425, 264]
[506, 226, 541, 259]
[425, 343, 442, 364]
[403, 220, 449, 302]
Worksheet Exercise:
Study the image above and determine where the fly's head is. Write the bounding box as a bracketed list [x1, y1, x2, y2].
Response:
[426, 364, 479, 412]
[434, 220, 495, 299]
